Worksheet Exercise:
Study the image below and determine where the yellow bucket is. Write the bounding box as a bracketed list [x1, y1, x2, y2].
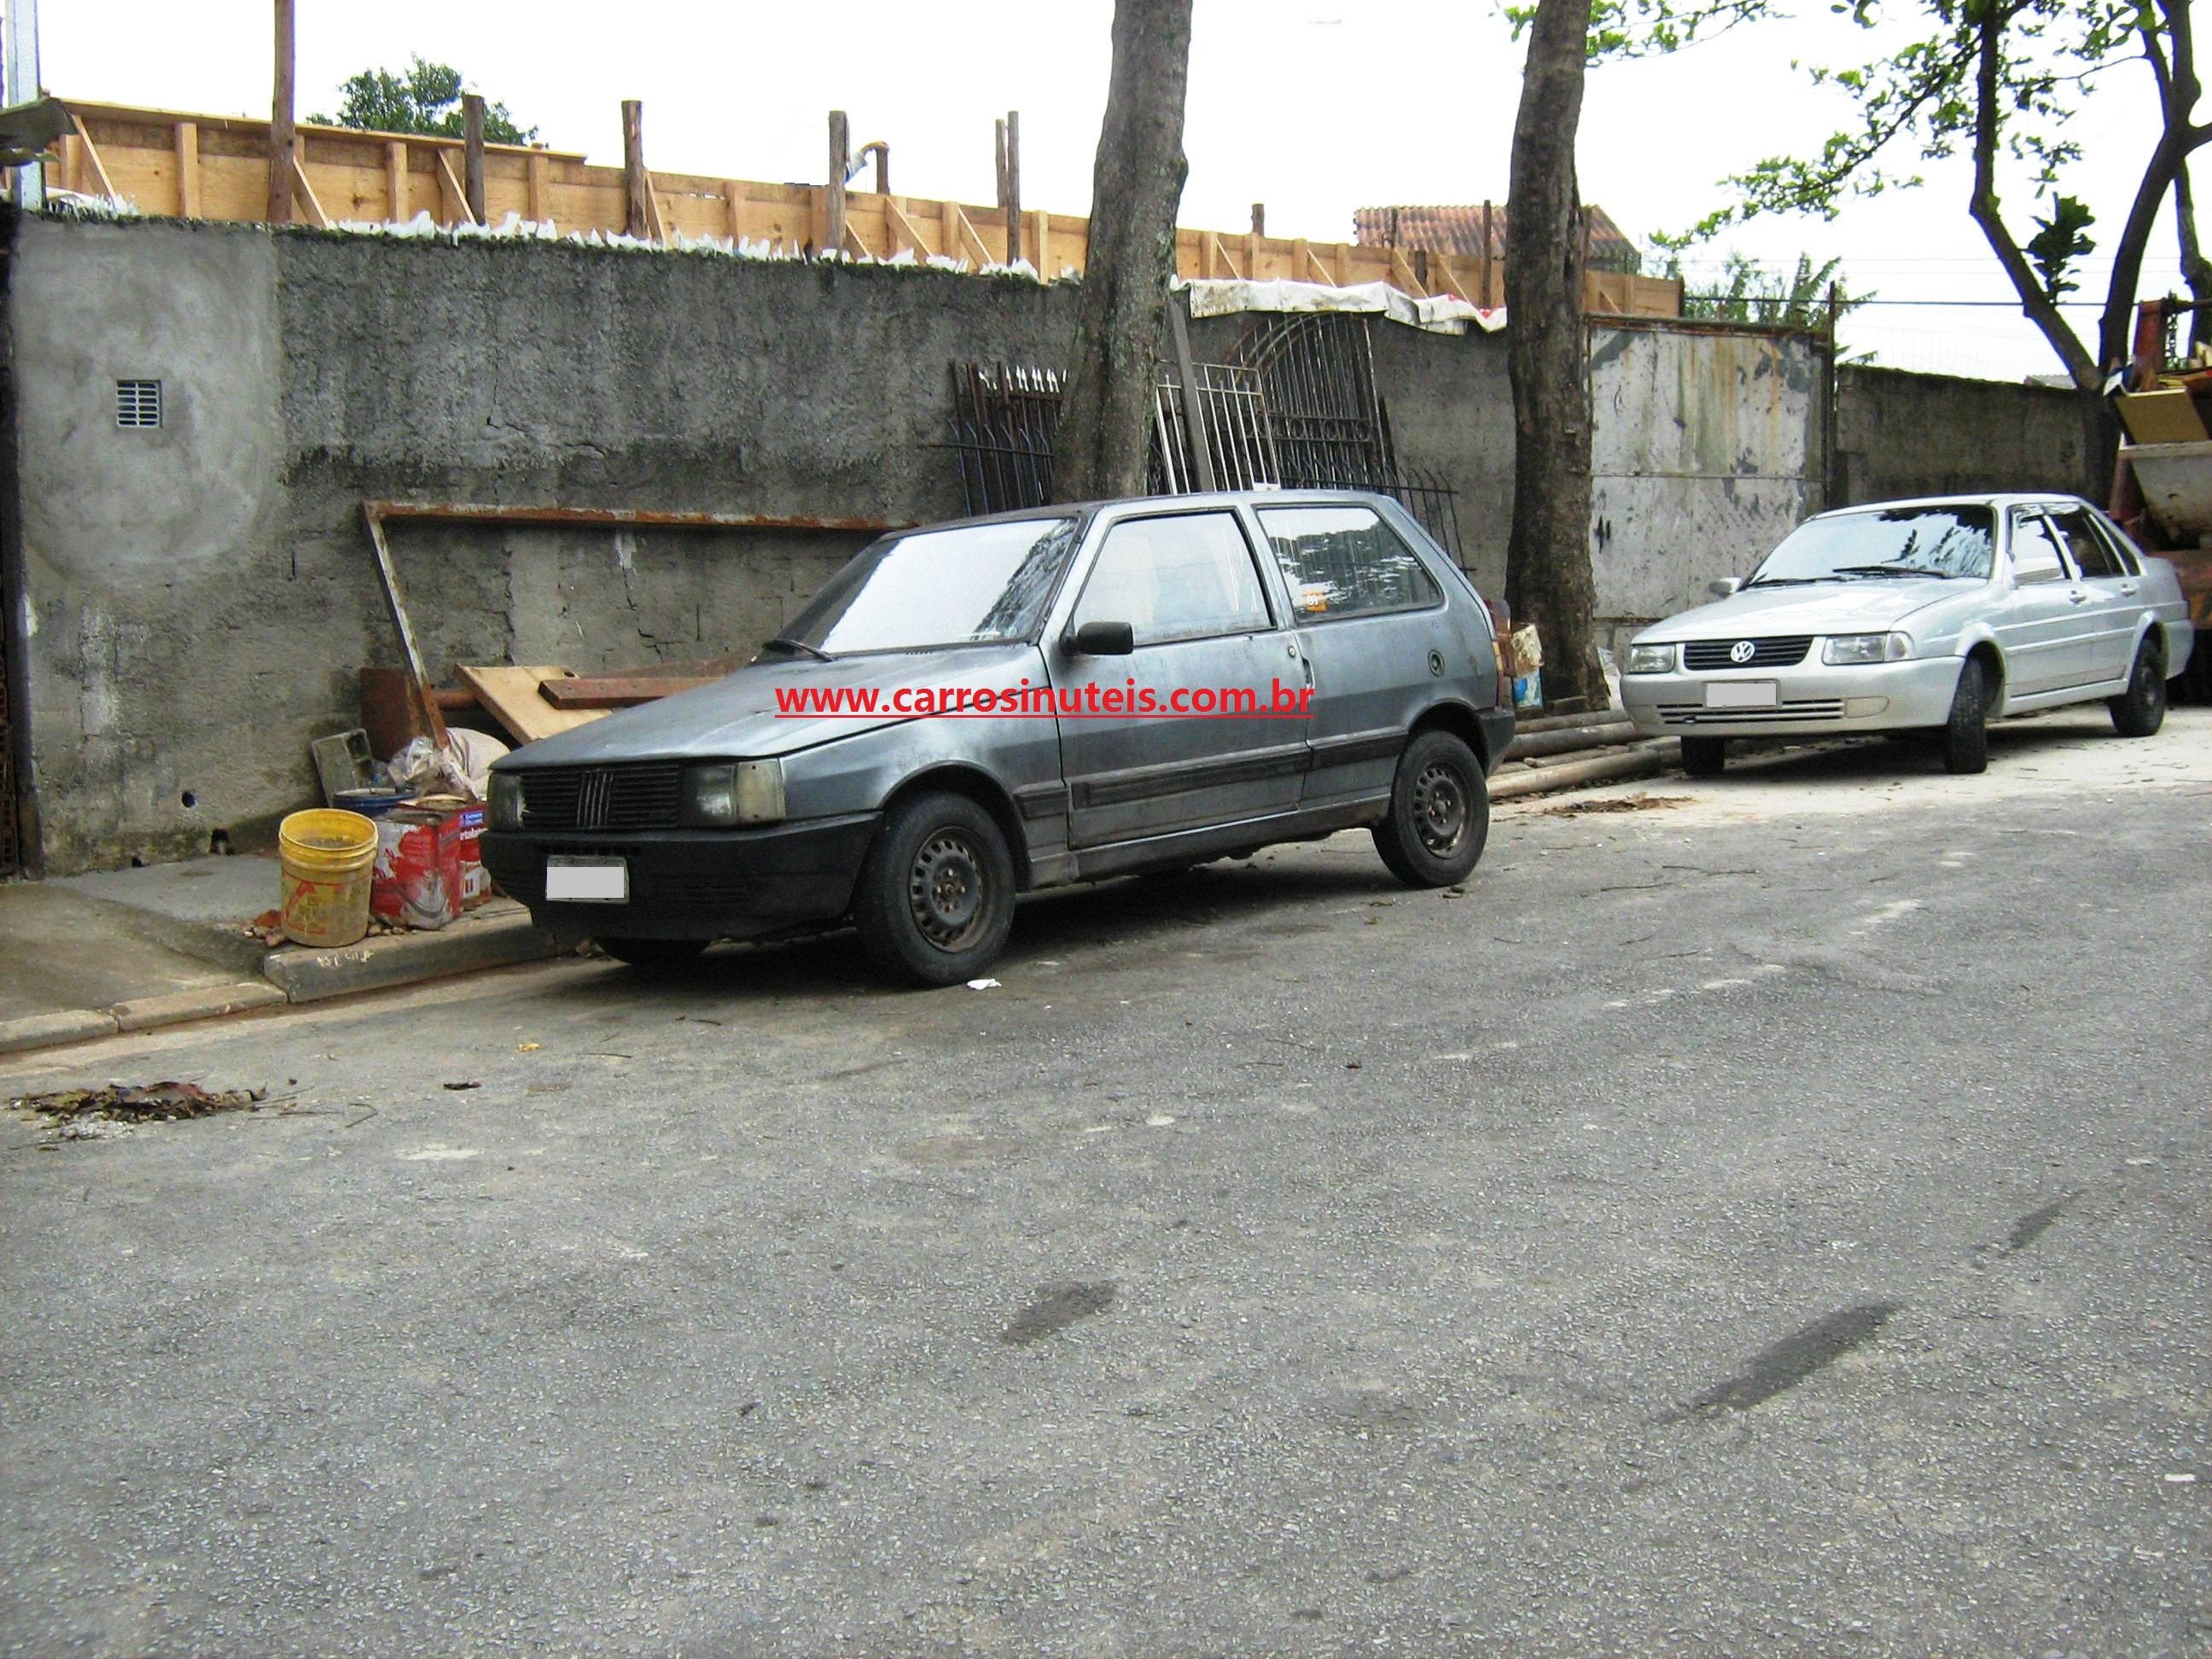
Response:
[277, 808, 379, 948]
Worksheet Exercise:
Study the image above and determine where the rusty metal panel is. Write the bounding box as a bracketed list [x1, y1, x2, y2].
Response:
[1586, 323, 1828, 623]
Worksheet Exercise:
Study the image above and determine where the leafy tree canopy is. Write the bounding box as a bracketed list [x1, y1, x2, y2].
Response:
[311, 56, 538, 146]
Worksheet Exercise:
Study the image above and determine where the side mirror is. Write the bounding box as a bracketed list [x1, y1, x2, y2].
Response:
[1068, 620, 1135, 656]
[1708, 577, 1743, 598]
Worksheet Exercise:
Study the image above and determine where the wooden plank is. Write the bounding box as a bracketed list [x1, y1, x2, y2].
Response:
[70, 116, 119, 198]
[943, 201, 991, 265]
[289, 154, 329, 228]
[538, 675, 719, 710]
[386, 140, 408, 220]
[527, 149, 549, 222]
[436, 149, 476, 225]
[1388, 247, 1425, 297]
[723, 179, 744, 242]
[173, 121, 201, 215]
[457, 667, 607, 745]
[883, 194, 928, 257]
[826, 109, 849, 255]
[361, 508, 449, 749]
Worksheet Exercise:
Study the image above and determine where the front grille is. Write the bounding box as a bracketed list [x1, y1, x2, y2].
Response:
[520, 764, 685, 831]
[1682, 636, 1812, 671]
[1656, 700, 1845, 726]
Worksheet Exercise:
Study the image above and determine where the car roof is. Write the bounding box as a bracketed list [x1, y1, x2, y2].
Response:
[899, 488, 1401, 533]
[1812, 492, 2093, 518]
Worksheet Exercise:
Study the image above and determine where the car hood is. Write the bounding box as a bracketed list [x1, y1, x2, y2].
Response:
[1638, 578, 1978, 641]
[492, 643, 1047, 767]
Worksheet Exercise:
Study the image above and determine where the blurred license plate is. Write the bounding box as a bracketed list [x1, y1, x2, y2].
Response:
[1705, 681, 1778, 708]
[546, 855, 628, 903]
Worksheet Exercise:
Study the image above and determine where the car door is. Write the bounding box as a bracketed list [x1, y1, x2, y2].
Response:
[1994, 509, 2095, 695]
[1047, 508, 1308, 849]
[1251, 500, 1447, 810]
[2046, 505, 2144, 684]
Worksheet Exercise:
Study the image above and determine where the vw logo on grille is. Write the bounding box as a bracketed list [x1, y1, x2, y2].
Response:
[1728, 638, 1757, 664]
[577, 768, 614, 830]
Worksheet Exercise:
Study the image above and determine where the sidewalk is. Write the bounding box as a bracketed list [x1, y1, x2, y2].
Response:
[0, 852, 562, 1057]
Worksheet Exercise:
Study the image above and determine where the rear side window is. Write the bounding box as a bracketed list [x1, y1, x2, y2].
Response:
[2010, 515, 2069, 585]
[2046, 509, 2122, 579]
[1257, 504, 1442, 622]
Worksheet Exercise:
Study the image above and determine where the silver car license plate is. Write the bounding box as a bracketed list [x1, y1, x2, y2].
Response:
[545, 854, 628, 903]
[1705, 680, 1778, 708]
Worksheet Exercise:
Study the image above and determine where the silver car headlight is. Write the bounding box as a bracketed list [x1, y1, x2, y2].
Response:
[680, 759, 786, 827]
[1625, 642, 1678, 674]
[1822, 632, 1912, 666]
[488, 771, 523, 831]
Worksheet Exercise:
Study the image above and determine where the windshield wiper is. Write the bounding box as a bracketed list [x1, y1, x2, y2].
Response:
[1829, 563, 1956, 580]
[762, 636, 833, 661]
[1743, 576, 1823, 587]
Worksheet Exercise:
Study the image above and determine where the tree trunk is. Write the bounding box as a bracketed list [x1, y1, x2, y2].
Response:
[2174, 160, 2212, 351]
[1504, 0, 1606, 708]
[1053, 0, 1194, 503]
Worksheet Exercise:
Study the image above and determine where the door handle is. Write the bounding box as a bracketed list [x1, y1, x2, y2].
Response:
[2067, 590, 2089, 604]
[2119, 582, 2139, 596]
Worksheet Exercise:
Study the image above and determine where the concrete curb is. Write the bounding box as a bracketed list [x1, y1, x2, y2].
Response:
[263, 912, 563, 1004]
[111, 981, 288, 1033]
[0, 1008, 121, 1057]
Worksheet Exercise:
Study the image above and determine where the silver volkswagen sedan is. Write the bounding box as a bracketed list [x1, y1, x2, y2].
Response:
[481, 492, 1513, 985]
[1621, 494, 2197, 776]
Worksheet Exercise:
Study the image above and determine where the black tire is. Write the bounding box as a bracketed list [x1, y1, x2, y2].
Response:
[1941, 657, 1989, 775]
[1371, 731, 1490, 888]
[1679, 736, 1727, 777]
[597, 935, 711, 969]
[2108, 637, 2168, 736]
[852, 790, 1016, 987]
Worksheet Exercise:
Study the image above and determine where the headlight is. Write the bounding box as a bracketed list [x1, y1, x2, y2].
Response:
[488, 771, 523, 831]
[680, 759, 786, 827]
[1625, 642, 1677, 674]
[1821, 632, 1912, 666]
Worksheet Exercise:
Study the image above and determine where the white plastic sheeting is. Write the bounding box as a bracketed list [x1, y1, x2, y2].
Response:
[1180, 276, 1504, 336]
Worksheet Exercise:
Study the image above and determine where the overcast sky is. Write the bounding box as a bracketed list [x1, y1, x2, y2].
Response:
[44, 0, 2189, 381]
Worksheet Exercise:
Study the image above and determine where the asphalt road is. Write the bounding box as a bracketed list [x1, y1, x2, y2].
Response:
[4, 708, 2209, 1657]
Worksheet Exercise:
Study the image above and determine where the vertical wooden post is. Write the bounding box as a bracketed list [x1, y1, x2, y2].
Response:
[722, 180, 744, 243]
[1481, 199, 1494, 307]
[527, 149, 549, 222]
[997, 111, 1022, 266]
[266, 0, 296, 224]
[386, 140, 409, 220]
[174, 121, 201, 216]
[622, 100, 649, 239]
[462, 93, 487, 224]
[826, 109, 850, 257]
[1249, 201, 1263, 275]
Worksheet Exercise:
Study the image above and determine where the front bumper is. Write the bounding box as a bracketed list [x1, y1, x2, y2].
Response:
[1621, 655, 1965, 737]
[482, 812, 880, 942]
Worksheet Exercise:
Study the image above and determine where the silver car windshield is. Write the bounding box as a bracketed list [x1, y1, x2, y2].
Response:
[773, 518, 1080, 655]
[1748, 505, 1994, 585]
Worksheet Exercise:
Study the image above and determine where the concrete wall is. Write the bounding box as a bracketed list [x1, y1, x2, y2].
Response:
[1836, 364, 2085, 504]
[8, 214, 2082, 874]
[9, 218, 1073, 871]
[1589, 321, 1827, 634]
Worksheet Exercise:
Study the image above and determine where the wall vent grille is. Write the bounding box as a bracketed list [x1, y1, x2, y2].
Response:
[115, 380, 164, 428]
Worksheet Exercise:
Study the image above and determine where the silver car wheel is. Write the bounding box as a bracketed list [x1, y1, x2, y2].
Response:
[908, 830, 989, 950]
[1413, 759, 1470, 858]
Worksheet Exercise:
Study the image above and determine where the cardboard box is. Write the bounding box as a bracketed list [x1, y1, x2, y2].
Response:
[2118, 387, 2209, 445]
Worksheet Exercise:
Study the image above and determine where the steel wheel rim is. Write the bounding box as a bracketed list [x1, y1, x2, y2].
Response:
[908, 830, 988, 950]
[1413, 760, 1470, 857]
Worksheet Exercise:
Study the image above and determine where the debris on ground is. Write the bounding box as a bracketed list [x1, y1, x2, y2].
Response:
[13, 1081, 268, 1124]
[242, 907, 407, 947]
[1545, 793, 1691, 818]
[966, 978, 1001, 991]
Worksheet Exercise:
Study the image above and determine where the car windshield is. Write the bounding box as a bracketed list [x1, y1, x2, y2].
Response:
[1748, 505, 1995, 585]
[773, 517, 1080, 655]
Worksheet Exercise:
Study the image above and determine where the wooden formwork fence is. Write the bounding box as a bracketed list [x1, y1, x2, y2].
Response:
[50, 99, 1683, 317]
